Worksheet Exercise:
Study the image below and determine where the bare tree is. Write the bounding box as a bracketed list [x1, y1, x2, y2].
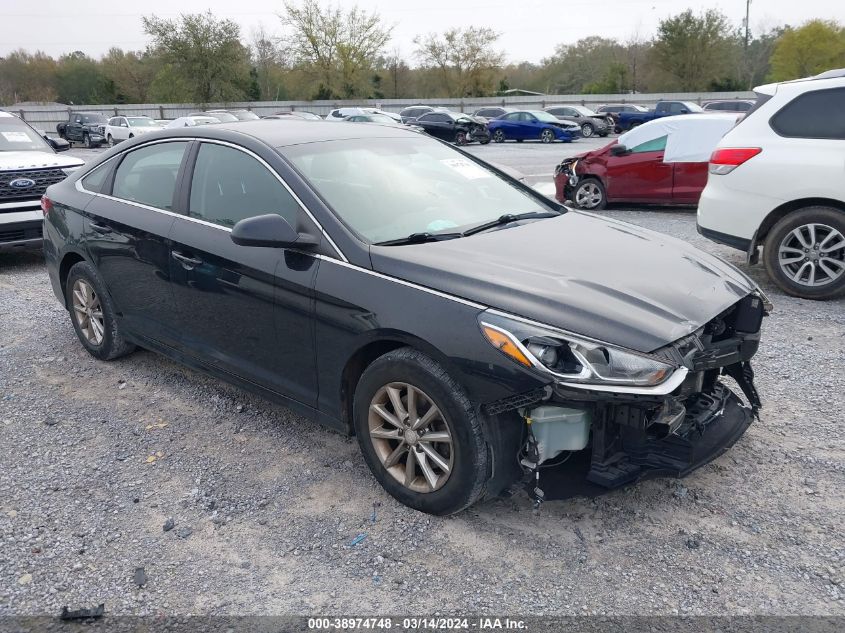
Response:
[250, 25, 286, 100]
[280, 0, 392, 98]
[414, 28, 505, 97]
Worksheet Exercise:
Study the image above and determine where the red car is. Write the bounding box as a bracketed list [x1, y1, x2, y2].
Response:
[555, 114, 740, 210]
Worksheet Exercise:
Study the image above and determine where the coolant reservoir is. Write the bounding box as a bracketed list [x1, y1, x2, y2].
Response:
[529, 406, 591, 463]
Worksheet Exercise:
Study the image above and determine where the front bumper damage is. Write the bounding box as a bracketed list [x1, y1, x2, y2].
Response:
[490, 294, 766, 502]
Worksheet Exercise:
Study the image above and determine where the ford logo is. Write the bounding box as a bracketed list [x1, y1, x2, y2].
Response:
[9, 178, 36, 189]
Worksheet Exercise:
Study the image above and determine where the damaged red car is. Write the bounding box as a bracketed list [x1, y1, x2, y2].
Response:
[556, 114, 740, 209]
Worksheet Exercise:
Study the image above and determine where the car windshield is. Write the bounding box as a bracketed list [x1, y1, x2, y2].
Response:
[127, 117, 159, 127]
[231, 110, 260, 120]
[530, 111, 561, 123]
[363, 114, 395, 124]
[572, 106, 596, 116]
[286, 136, 553, 244]
[681, 102, 705, 113]
[82, 114, 108, 124]
[205, 111, 239, 122]
[0, 116, 52, 152]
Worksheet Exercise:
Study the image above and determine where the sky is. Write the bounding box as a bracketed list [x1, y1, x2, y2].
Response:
[1, 0, 844, 64]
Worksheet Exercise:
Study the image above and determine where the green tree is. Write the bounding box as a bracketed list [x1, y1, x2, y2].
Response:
[538, 37, 625, 94]
[142, 11, 250, 103]
[281, 0, 392, 99]
[55, 51, 114, 104]
[0, 50, 58, 104]
[414, 27, 505, 97]
[769, 20, 845, 81]
[653, 9, 735, 91]
[101, 48, 160, 103]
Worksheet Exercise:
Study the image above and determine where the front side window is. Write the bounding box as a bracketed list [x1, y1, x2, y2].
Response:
[188, 143, 301, 228]
[112, 141, 188, 210]
[630, 135, 668, 154]
[286, 136, 552, 244]
[770, 87, 845, 140]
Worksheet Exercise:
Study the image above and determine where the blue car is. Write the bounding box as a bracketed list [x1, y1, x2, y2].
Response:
[488, 110, 582, 143]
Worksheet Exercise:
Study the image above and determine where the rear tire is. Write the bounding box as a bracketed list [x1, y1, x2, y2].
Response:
[65, 261, 136, 361]
[763, 206, 845, 300]
[353, 348, 489, 515]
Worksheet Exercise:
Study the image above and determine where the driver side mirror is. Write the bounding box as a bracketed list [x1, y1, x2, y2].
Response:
[46, 136, 71, 152]
[679, 108, 689, 114]
[231, 214, 318, 249]
[610, 144, 629, 156]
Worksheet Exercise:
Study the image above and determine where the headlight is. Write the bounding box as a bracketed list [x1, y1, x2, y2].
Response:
[61, 167, 80, 176]
[479, 312, 676, 387]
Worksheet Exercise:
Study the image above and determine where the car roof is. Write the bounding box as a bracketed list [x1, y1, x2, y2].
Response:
[152, 119, 420, 147]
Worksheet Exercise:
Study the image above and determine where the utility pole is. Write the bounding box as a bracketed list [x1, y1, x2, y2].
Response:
[744, 0, 752, 48]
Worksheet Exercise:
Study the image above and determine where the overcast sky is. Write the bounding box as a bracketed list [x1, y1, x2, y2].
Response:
[2, 0, 844, 63]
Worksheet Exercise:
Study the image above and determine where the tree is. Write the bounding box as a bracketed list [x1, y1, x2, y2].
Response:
[142, 11, 250, 103]
[281, 0, 392, 99]
[381, 48, 411, 98]
[653, 9, 734, 91]
[414, 27, 505, 97]
[55, 51, 114, 104]
[769, 20, 845, 81]
[250, 25, 288, 101]
[0, 50, 58, 104]
[538, 37, 626, 94]
[101, 48, 159, 103]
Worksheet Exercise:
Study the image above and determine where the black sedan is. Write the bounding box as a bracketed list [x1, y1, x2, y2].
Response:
[414, 111, 491, 145]
[43, 120, 767, 515]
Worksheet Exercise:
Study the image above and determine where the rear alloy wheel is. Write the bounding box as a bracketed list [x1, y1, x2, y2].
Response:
[581, 123, 594, 138]
[764, 207, 845, 299]
[573, 178, 606, 210]
[493, 129, 506, 143]
[454, 130, 468, 145]
[65, 261, 136, 361]
[353, 348, 489, 515]
[540, 129, 555, 143]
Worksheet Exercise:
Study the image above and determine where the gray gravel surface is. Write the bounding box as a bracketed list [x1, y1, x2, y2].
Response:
[1, 174, 843, 616]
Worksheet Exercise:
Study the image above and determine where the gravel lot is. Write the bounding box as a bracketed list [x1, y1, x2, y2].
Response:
[0, 142, 843, 618]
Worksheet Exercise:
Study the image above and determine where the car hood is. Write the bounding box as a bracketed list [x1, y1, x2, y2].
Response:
[370, 212, 757, 352]
[0, 150, 84, 171]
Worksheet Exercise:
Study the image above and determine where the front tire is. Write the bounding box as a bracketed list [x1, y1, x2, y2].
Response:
[581, 123, 594, 138]
[83, 133, 92, 149]
[492, 129, 505, 143]
[65, 261, 136, 361]
[353, 348, 489, 515]
[107, 135, 114, 147]
[763, 207, 845, 300]
[454, 130, 468, 146]
[572, 178, 607, 210]
[540, 129, 555, 143]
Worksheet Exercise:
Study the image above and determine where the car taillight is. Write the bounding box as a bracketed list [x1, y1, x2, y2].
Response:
[41, 195, 53, 216]
[709, 147, 762, 175]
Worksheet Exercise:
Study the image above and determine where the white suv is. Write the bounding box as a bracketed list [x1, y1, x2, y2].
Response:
[697, 69, 845, 300]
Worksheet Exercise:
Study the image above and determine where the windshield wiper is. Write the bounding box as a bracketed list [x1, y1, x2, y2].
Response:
[461, 211, 560, 237]
[375, 231, 463, 246]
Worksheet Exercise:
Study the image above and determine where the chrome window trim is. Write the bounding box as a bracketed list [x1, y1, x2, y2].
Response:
[74, 136, 348, 261]
[314, 254, 486, 309]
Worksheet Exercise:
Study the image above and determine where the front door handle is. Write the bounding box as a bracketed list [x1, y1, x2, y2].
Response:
[89, 222, 111, 233]
[171, 251, 203, 269]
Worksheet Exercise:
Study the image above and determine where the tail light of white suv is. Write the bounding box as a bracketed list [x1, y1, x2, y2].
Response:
[709, 148, 762, 175]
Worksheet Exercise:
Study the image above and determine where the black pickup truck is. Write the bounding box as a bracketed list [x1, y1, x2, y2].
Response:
[616, 100, 704, 132]
[56, 112, 108, 148]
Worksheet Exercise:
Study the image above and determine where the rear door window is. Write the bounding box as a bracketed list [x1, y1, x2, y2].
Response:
[770, 87, 845, 140]
[112, 141, 189, 210]
[188, 143, 301, 228]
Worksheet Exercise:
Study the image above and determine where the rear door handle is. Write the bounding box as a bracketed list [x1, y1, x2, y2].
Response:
[171, 251, 203, 269]
[89, 222, 111, 233]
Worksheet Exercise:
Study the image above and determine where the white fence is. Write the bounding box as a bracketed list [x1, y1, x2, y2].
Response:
[5, 91, 756, 133]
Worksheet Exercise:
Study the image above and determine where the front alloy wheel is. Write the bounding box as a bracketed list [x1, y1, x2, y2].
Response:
[454, 130, 468, 145]
[493, 129, 506, 143]
[83, 133, 91, 148]
[368, 382, 454, 493]
[573, 178, 606, 210]
[353, 347, 490, 515]
[540, 129, 555, 143]
[107, 135, 114, 147]
[581, 123, 594, 138]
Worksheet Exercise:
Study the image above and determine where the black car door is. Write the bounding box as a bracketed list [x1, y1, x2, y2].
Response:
[422, 113, 454, 141]
[83, 140, 190, 348]
[167, 141, 319, 407]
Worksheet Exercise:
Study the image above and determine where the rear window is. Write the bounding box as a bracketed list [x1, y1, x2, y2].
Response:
[770, 87, 845, 140]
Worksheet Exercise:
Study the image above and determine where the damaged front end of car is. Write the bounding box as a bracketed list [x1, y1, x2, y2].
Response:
[553, 157, 580, 204]
[480, 291, 770, 505]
